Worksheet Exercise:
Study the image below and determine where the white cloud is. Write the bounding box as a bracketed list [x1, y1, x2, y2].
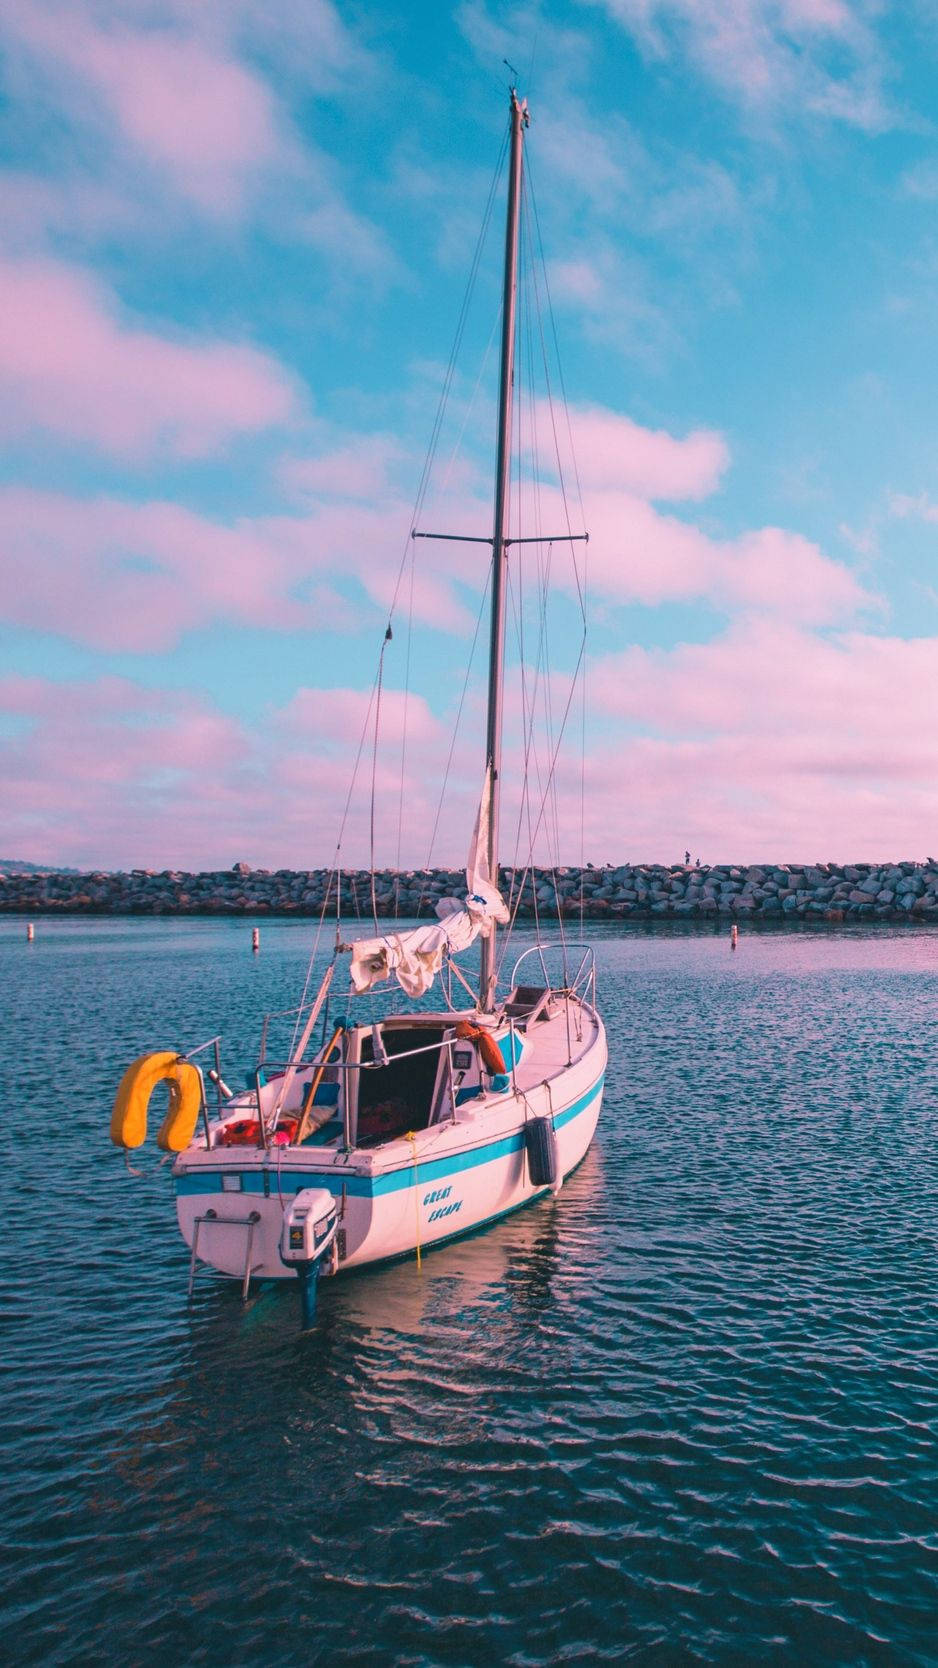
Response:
[590, 0, 895, 133]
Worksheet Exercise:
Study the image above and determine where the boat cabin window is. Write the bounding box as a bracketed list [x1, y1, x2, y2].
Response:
[355, 1026, 451, 1146]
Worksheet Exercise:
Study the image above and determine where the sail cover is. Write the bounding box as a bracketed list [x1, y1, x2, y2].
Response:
[349, 772, 510, 998]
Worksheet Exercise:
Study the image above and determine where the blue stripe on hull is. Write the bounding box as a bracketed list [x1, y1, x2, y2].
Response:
[175, 1073, 605, 1202]
[345, 1149, 594, 1275]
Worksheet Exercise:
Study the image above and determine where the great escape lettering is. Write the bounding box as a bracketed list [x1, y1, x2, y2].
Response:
[422, 1185, 463, 1222]
[427, 1200, 462, 1223]
[423, 1186, 451, 1206]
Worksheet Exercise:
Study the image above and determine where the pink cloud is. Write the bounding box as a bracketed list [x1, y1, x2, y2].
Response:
[0, 257, 297, 458]
[0, 673, 471, 871]
[0, 484, 476, 651]
[276, 687, 462, 862]
[591, 619, 938, 737]
[512, 481, 873, 625]
[717, 525, 871, 621]
[578, 620, 938, 860]
[518, 407, 869, 625]
[571, 732, 938, 866]
[283, 687, 443, 751]
[0, 365, 872, 658]
[4, 3, 283, 216]
[0, 489, 331, 651]
[534, 104, 632, 213]
[0, 409, 870, 654]
[280, 436, 407, 501]
[0, 675, 252, 867]
[5, 630, 938, 871]
[0, 3, 387, 264]
[69, 32, 278, 215]
[537, 402, 729, 500]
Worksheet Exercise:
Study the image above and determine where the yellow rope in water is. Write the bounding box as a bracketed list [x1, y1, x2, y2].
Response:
[407, 1131, 422, 1270]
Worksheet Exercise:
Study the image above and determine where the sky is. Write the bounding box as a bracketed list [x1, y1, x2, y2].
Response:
[3, 0, 938, 871]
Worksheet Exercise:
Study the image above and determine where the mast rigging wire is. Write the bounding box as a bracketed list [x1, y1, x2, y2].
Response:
[288, 120, 511, 1025]
[417, 570, 492, 912]
[496, 157, 590, 981]
[370, 624, 393, 932]
[290, 105, 591, 1024]
[397, 295, 502, 894]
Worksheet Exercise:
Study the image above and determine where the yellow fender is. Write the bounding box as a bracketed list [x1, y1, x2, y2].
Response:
[110, 1051, 203, 1153]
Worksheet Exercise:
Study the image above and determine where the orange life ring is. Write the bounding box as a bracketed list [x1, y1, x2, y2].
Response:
[455, 1020, 506, 1078]
[110, 1050, 202, 1153]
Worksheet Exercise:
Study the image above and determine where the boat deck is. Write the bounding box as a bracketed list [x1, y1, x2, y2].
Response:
[509, 994, 599, 1092]
[178, 992, 602, 1177]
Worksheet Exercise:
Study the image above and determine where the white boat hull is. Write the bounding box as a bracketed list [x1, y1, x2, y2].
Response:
[174, 1017, 605, 1284]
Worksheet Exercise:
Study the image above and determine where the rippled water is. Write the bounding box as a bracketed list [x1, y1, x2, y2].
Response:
[3, 916, 938, 1665]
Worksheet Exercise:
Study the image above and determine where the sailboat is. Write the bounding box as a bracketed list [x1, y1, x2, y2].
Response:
[110, 89, 607, 1305]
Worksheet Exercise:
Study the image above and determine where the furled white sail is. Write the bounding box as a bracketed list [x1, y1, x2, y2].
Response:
[349, 772, 509, 998]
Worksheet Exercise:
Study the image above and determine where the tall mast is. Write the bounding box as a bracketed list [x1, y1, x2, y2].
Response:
[479, 87, 528, 1014]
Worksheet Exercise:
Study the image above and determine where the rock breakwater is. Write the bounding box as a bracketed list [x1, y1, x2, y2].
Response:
[4, 860, 938, 923]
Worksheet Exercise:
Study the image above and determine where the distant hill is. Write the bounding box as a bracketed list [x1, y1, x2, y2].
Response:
[0, 859, 81, 875]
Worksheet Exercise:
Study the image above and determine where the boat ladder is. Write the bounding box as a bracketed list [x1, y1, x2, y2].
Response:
[187, 1208, 262, 1302]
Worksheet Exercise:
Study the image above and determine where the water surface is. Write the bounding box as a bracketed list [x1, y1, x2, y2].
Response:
[3, 917, 938, 1665]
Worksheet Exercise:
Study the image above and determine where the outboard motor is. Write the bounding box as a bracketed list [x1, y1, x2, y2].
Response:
[280, 1188, 338, 1329]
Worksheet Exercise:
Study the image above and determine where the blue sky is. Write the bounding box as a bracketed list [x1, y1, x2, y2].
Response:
[2, 0, 938, 869]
